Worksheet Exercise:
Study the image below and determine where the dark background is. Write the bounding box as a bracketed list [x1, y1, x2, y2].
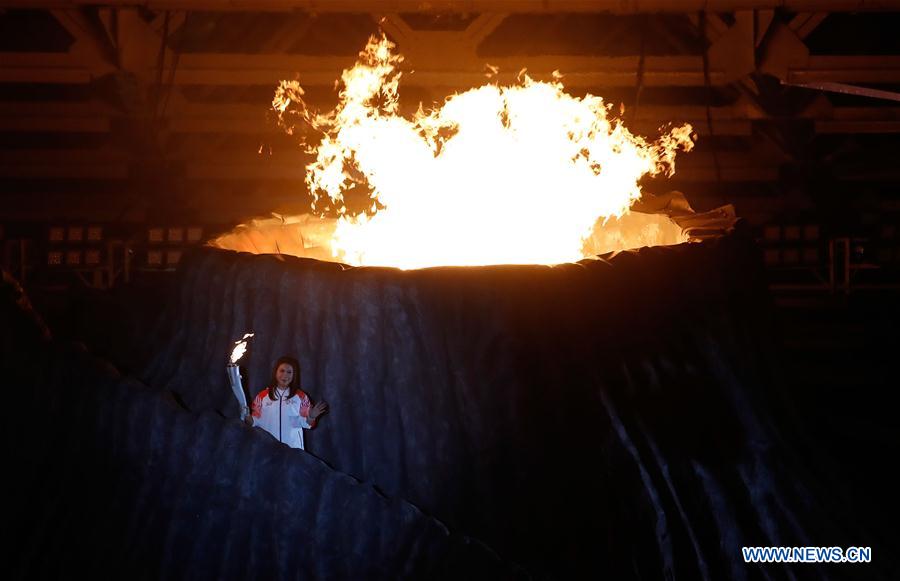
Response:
[2, 3, 899, 578]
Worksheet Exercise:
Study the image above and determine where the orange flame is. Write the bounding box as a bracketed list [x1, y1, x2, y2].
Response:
[274, 34, 694, 269]
[229, 332, 254, 364]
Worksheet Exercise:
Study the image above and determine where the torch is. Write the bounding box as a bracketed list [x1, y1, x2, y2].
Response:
[227, 333, 254, 420]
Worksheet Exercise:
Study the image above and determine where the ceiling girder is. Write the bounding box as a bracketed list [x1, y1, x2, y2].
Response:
[4, 52, 900, 86]
[1, 1, 898, 13]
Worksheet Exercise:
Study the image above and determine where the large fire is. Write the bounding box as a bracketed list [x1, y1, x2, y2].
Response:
[271, 34, 694, 269]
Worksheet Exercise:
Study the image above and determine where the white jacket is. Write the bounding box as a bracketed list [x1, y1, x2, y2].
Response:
[250, 387, 317, 449]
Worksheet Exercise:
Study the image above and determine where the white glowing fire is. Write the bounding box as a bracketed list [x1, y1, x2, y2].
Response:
[274, 34, 694, 269]
[229, 332, 254, 364]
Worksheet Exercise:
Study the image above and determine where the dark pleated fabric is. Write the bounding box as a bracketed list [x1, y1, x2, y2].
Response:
[2, 271, 521, 581]
[139, 232, 890, 580]
[5, 228, 893, 579]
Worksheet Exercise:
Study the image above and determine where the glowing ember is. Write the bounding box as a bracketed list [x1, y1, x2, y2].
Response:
[229, 333, 254, 364]
[274, 34, 694, 269]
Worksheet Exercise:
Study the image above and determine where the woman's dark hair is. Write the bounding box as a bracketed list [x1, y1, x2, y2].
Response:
[267, 355, 302, 400]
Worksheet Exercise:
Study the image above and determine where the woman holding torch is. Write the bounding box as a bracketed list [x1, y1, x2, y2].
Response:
[243, 355, 328, 450]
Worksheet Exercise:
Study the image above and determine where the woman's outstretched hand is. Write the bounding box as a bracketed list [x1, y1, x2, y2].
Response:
[310, 401, 329, 421]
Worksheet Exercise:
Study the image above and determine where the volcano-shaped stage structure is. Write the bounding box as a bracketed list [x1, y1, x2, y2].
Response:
[6, 231, 888, 580]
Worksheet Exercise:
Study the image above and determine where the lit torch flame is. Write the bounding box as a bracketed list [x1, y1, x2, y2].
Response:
[229, 332, 255, 364]
[275, 34, 695, 269]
